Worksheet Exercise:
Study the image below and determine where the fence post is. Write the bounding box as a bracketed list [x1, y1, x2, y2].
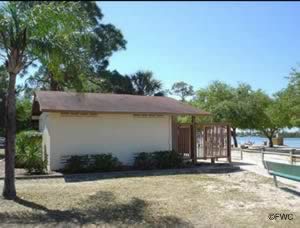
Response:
[227, 125, 231, 163]
[191, 116, 196, 164]
[261, 148, 265, 163]
[290, 149, 295, 165]
[240, 148, 243, 160]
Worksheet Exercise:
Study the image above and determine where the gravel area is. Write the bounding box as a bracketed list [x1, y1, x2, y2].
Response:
[0, 170, 299, 227]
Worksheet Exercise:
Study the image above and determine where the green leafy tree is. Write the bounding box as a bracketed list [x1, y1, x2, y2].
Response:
[89, 70, 135, 94]
[89, 70, 166, 96]
[23, 2, 126, 94]
[253, 90, 292, 147]
[171, 81, 194, 101]
[276, 68, 300, 127]
[16, 98, 32, 133]
[192, 81, 260, 147]
[0, 1, 91, 199]
[130, 71, 164, 96]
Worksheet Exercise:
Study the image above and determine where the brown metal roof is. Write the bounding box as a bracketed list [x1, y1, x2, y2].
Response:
[33, 91, 210, 116]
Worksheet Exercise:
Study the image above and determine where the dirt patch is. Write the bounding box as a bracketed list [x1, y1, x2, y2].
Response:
[0, 171, 299, 227]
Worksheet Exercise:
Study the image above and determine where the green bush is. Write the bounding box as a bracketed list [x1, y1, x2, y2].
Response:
[153, 150, 184, 169]
[134, 150, 184, 170]
[133, 152, 157, 170]
[92, 154, 121, 172]
[64, 155, 89, 173]
[64, 154, 121, 173]
[16, 131, 47, 174]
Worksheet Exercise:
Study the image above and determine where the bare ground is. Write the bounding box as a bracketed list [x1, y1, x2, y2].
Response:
[0, 149, 3, 160]
[0, 170, 299, 227]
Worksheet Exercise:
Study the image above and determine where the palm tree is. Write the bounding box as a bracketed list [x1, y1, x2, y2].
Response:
[0, 2, 90, 199]
[130, 71, 164, 96]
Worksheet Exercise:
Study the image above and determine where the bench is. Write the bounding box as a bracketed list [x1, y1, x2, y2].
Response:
[264, 161, 300, 187]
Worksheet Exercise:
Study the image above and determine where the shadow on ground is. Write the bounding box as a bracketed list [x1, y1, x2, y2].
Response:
[0, 191, 193, 227]
[230, 161, 256, 166]
[280, 187, 300, 197]
[62, 164, 242, 183]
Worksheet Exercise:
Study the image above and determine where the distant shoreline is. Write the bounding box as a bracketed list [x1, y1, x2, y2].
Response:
[236, 136, 300, 148]
[237, 135, 300, 138]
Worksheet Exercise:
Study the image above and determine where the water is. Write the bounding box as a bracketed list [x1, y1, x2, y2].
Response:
[236, 136, 300, 148]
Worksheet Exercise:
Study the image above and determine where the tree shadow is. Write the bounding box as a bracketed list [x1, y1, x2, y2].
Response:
[0, 191, 193, 227]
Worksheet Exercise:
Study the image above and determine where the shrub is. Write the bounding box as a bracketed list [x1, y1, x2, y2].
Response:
[152, 150, 184, 169]
[134, 150, 184, 170]
[92, 154, 121, 172]
[16, 131, 47, 174]
[63, 154, 121, 173]
[64, 155, 89, 173]
[133, 152, 157, 170]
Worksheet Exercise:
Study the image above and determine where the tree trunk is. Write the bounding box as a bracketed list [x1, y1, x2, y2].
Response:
[231, 128, 238, 147]
[49, 72, 61, 91]
[3, 72, 17, 200]
[268, 136, 273, 147]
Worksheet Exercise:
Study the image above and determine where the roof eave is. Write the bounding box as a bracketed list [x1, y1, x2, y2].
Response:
[40, 109, 211, 116]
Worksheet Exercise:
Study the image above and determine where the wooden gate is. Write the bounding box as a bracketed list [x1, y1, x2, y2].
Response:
[177, 124, 191, 158]
[196, 124, 231, 161]
[177, 123, 231, 163]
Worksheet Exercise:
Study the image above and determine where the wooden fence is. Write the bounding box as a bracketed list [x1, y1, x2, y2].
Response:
[177, 123, 231, 163]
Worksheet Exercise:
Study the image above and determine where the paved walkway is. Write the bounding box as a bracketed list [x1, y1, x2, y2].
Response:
[231, 150, 300, 191]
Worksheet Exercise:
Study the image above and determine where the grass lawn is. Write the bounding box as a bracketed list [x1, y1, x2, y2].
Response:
[0, 171, 299, 227]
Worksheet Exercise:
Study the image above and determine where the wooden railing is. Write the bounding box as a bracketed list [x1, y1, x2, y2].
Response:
[233, 148, 300, 165]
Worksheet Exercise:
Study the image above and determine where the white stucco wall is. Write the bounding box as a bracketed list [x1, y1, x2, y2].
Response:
[39, 113, 51, 170]
[42, 113, 172, 171]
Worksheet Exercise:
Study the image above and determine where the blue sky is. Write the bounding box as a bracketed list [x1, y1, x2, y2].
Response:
[99, 1, 300, 95]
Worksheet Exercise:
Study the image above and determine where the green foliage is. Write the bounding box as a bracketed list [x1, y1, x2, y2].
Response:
[16, 98, 32, 132]
[133, 152, 156, 170]
[277, 68, 300, 127]
[86, 70, 166, 96]
[90, 70, 135, 94]
[63, 155, 89, 174]
[242, 90, 291, 147]
[130, 71, 164, 96]
[171, 81, 194, 101]
[191, 81, 276, 129]
[21, 2, 126, 94]
[64, 154, 121, 173]
[134, 150, 184, 170]
[191, 81, 292, 147]
[16, 131, 47, 174]
[91, 154, 121, 172]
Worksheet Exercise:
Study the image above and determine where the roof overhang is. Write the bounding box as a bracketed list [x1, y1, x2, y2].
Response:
[32, 91, 211, 117]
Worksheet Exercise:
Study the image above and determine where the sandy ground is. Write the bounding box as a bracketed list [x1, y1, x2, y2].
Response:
[0, 170, 299, 227]
[231, 149, 300, 190]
